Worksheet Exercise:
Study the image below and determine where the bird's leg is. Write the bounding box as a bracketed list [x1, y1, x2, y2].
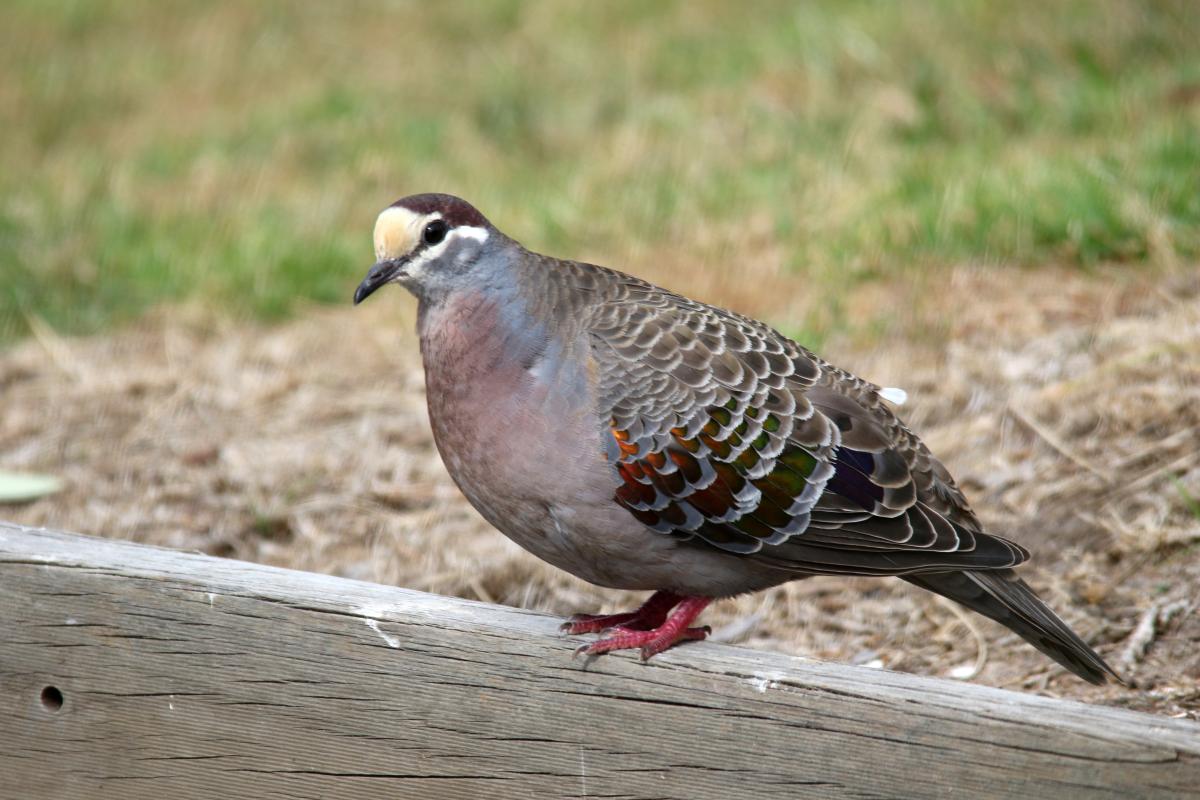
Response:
[573, 595, 712, 660]
[561, 590, 683, 635]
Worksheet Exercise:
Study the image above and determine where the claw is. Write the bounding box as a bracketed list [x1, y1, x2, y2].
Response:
[562, 612, 636, 636]
[560, 591, 683, 636]
[638, 625, 710, 661]
[567, 596, 712, 660]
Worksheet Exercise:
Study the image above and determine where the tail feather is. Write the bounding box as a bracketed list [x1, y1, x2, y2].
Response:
[904, 568, 1120, 685]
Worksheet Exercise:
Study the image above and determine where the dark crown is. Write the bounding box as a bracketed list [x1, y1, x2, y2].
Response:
[390, 193, 491, 229]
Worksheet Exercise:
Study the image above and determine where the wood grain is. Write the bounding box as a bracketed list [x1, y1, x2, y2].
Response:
[1, 522, 1197, 800]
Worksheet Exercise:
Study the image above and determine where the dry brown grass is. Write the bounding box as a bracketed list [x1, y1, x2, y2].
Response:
[3, 266, 1197, 718]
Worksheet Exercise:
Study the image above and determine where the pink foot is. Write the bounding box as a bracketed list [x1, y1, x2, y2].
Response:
[561, 590, 682, 635]
[569, 595, 712, 660]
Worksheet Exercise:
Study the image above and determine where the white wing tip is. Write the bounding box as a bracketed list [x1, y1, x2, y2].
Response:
[879, 387, 908, 405]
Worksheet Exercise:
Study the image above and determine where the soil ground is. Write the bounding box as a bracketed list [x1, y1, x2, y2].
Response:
[3, 265, 1197, 719]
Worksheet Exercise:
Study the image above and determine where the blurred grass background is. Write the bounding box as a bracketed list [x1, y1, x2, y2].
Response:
[2, 0, 1197, 345]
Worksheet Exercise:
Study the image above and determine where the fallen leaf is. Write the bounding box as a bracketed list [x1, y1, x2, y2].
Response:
[0, 471, 64, 503]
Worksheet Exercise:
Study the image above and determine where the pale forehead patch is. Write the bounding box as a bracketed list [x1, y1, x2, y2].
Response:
[374, 206, 428, 261]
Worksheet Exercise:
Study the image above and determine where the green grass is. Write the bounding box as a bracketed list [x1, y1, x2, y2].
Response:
[1174, 477, 1200, 522]
[2, 0, 1198, 343]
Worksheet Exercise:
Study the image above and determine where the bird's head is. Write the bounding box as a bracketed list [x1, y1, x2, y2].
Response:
[353, 193, 496, 305]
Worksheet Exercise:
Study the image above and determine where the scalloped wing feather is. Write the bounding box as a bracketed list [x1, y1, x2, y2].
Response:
[579, 264, 1026, 575]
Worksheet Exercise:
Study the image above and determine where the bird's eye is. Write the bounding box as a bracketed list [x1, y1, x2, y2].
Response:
[423, 219, 449, 246]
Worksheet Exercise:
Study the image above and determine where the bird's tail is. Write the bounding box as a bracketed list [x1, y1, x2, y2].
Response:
[903, 568, 1120, 685]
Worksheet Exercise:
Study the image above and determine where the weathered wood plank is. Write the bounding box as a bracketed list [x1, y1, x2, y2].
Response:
[1, 522, 1197, 800]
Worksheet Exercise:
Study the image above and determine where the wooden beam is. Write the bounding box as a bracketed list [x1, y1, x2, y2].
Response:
[1, 522, 1197, 800]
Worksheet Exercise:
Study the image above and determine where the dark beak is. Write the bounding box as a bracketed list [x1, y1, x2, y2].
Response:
[353, 259, 405, 305]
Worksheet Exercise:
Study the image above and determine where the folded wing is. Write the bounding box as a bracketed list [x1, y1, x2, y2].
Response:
[587, 269, 1027, 575]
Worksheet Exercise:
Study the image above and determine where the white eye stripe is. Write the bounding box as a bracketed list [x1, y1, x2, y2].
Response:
[420, 226, 488, 257]
[406, 225, 490, 272]
[453, 226, 489, 243]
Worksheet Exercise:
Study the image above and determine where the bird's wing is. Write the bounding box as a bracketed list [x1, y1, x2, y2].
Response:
[585, 270, 1027, 575]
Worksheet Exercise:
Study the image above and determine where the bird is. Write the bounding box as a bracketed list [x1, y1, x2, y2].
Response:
[353, 192, 1118, 685]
